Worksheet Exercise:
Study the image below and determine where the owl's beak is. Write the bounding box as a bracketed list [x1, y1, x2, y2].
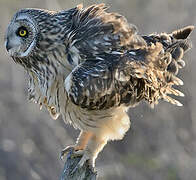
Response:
[5, 40, 12, 52]
[4, 38, 18, 57]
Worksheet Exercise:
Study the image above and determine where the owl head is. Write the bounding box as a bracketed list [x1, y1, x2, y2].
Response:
[5, 8, 75, 59]
[5, 9, 42, 58]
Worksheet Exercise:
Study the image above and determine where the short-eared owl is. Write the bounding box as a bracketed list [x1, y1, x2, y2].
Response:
[5, 4, 194, 168]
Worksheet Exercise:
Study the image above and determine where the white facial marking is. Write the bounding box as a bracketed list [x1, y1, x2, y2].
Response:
[20, 38, 36, 57]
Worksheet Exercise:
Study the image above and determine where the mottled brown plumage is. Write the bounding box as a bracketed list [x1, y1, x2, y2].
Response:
[5, 4, 193, 169]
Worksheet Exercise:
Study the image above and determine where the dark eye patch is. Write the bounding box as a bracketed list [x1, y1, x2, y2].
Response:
[16, 26, 29, 38]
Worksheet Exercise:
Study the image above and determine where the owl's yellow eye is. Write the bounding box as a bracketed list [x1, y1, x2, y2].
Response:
[17, 26, 28, 38]
[19, 29, 27, 36]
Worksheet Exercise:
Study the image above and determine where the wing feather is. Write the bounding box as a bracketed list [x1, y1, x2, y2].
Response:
[65, 53, 146, 110]
[65, 26, 193, 110]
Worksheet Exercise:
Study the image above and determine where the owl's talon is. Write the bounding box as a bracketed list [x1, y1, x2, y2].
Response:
[74, 149, 84, 155]
[69, 150, 83, 160]
[60, 145, 85, 160]
[60, 146, 75, 160]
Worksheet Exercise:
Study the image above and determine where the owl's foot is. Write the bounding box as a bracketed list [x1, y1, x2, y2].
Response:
[61, 131, 93, 160]
[60, 145, 84, 160]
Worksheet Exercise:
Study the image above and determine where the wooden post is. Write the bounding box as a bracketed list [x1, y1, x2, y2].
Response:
[60, 149, 97, 180]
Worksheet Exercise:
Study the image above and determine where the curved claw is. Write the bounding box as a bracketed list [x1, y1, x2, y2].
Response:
[60, 146, 75, 160]
[60, 145, 86, 160]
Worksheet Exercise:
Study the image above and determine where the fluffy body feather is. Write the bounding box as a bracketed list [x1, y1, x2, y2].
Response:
[5, 4, 193, 167]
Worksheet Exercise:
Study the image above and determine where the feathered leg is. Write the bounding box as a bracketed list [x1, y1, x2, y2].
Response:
[75, 134, 108, 168]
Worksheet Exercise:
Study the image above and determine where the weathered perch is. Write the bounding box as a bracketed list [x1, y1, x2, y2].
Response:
[60, 149, 97, 180]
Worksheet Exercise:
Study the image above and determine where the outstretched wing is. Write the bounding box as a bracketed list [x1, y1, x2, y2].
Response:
[65, 26, 193, 110]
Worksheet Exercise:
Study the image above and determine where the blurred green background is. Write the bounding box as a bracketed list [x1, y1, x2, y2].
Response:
[0, 0, 196, 180]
